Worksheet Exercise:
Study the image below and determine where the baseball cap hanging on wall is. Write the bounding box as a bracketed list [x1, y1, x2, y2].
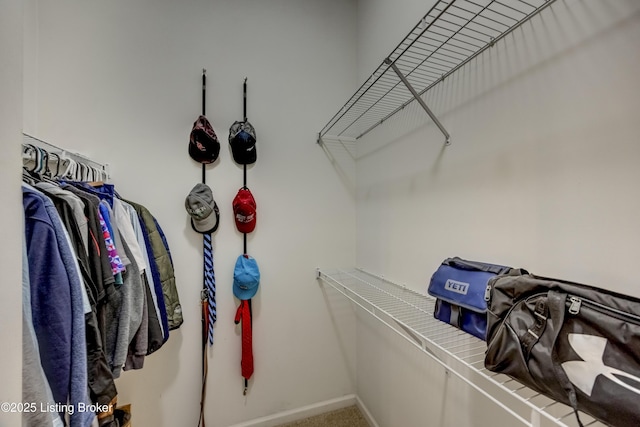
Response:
[229, 77, 257, 165]
[185, 183, 220, 234]
[189, 115, 220, 164]
[233, 187, 256, 233]
[232, 255, 260, 300]
[229, 120, 257, 165]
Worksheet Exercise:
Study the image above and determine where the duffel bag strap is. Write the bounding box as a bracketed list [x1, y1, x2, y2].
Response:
[519, 299, 548, 361]
[547, 291, 585, 427]
[449, 305, 461, 328]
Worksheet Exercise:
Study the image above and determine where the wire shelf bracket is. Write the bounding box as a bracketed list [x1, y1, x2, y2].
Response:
[317, 267, 605, 427]
[385, 57, 451, 145]
[318, 0, 558, 144]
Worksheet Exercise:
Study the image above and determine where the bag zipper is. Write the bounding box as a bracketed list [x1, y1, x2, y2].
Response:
[568, 296, 581, 315]
[566, 294, 640, 324]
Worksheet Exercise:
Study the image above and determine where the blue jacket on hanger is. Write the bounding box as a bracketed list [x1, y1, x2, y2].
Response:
[23, 184, 94, 426]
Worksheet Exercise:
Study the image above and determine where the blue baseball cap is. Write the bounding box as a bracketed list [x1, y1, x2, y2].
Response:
[233, 255, 260, 300]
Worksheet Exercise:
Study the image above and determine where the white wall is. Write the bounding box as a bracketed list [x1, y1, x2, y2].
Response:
[0, 0, 23, 425]
[355, 0, 640, 426]
[23, 0, 358, 426]
[356, 0, 433, 81]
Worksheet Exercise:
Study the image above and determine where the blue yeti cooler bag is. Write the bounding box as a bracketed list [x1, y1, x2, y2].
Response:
[428, 257, 512, 340]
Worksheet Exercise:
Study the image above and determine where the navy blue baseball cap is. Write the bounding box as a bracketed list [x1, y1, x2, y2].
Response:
[229, 120, 256, 165]
[233, 255, 260, 300]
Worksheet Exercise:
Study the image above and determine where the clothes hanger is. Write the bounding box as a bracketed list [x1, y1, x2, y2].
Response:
[74, 162, 81, 181]
[78, 163, 86, 181]
[22, 144, 35, 161]
[23, 145, 57, 184]
[87, 165, 105, 187]
[41, 151, 62, 184]
[26, 146, 46, 182]
[62, 156, 78, 180]
[83, 163, 92, 182]
[22, 144, 38, 172]
[42, 149, 52, 177]
[48, 152, 62, 179]
[34, 147, 47, 175]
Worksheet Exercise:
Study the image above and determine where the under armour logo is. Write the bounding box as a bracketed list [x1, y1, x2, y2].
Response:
[562, 334, 640, 397]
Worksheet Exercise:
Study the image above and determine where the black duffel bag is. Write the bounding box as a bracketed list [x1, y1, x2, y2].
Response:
[484, 271, 640, 427]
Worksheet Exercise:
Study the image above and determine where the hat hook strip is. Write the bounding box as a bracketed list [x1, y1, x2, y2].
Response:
[242, 77, 251, 392]
[242, 77, 249, 255]
[202, 68, 207, 184]
[243, 77, 247, 122]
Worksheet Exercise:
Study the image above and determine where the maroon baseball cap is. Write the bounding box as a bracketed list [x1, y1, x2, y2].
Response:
[189, 115, 220, 164]
[233, 187, 256, 233]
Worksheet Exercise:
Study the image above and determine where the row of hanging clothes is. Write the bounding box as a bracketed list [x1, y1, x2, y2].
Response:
[21, 135, 183, 427]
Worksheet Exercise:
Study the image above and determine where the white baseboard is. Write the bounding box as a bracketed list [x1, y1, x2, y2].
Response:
[355, 395, 379, 427]
[227, 394, 358, 427]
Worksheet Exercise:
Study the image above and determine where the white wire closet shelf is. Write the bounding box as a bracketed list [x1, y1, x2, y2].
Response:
[317, 268, 607, 427]
[318, 0, 557, 144]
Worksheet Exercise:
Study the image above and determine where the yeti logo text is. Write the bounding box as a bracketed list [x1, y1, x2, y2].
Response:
[444, 279, 469, 295]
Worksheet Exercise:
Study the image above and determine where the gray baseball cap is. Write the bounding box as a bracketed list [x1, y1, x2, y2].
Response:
[185, 183, 220, 234]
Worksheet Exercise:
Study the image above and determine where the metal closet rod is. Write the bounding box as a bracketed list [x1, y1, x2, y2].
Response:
[22, 133, 110, 176]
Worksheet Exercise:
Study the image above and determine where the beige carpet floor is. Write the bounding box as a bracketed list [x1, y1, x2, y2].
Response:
[277, 405, 369, 427]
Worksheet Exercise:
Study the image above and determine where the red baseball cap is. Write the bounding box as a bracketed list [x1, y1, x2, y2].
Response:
[233, 187, 256, 233]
